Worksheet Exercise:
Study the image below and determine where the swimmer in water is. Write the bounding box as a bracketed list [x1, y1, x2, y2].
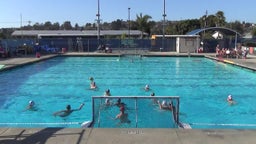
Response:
[150, 92, 157, 104]
[115, 98, 126, 107]
[90, 81, 97, 89]
[24, 100, 36, 111]
[104, 89, 111, 96]
[157, 100, 172, 111]
[115, 105, 125, 119]
[105, 98, 111, 106]
[89, 77, 97, 89]
[144, 84, 150, 91]
[53, 103, 85, 117]
[115, 105, 131, 124]
[227, 95, 236, 105]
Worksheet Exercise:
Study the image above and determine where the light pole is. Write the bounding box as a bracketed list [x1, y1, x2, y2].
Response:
[96, 0, 101, 46]
[162, 0, 166, 51]
[203, 10, 208, 38]
[201, 10, 207, 53]
[128, 7, 131, 48]
[20, 13, 23, 40]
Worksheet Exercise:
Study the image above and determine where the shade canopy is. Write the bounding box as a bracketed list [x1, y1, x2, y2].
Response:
[186, 27, 241, 36]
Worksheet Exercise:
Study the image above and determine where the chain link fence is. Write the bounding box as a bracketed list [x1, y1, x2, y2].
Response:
[1, 38, 176, 56]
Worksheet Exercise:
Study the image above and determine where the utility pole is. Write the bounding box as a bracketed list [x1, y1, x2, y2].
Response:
[162, 0, 167, 51]
[20, 13, 23, 40]
[203, 10, 208, 37]
[128, 7, 131, 48]
[96, 0, 101, 46]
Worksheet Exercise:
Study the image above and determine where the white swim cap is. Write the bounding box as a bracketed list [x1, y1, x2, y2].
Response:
[162, 100, 167, 106]
[105, 98, 109, 103]
[29, 100, 35, 106]
[228, 95, 232, 100]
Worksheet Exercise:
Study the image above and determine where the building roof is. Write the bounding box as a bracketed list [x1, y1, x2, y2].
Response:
[12, 30, 147, 37]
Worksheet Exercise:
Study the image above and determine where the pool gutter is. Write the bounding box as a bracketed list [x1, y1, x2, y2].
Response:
[205, 55, 256, 72]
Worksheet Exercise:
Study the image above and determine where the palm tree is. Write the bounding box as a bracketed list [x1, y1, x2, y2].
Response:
[135, 13, 152, 38]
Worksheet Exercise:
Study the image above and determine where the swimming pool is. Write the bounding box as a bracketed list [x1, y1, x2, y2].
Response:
[0, 56, 256, 129]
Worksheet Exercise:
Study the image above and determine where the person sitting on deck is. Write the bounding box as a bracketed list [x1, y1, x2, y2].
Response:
[97, 44, 106, 52]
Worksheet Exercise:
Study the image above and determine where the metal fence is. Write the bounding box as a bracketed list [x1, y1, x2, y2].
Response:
[1, 38, 177, 54]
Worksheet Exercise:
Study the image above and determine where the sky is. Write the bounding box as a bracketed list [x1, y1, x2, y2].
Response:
[0, 0, 255, 28]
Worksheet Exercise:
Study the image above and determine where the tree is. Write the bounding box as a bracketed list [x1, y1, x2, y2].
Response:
[33, 22, 43, 30]
[135, 13, 152, 38]
[111, 19, 124, 30]
[0, 28, 14, 39]
[74, 23, 80, 30]
[0, 32, 4, 39]
[150, 21, 163, 34]
[226, 21, 244, 34]
[44, 21, 52, 30]
[199, 11, 226, 28]
[52, 22, 60, 30]
[22, 25, 33, 30]
[252, 27, 256, 37]
[61, 21, 72, 30]
[147, 20, 156, 35]
[85, 23, 94, 30]
[85, 23, 92, 27]
[199, 14, 207, 29]
[215, 11, 226, 27]
[205, 15, 217, 28]
[102, 22, 110, 30]
[175, 19, 201, 35]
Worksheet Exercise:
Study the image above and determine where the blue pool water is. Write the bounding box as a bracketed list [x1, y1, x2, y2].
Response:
[0, 56, 256, 129]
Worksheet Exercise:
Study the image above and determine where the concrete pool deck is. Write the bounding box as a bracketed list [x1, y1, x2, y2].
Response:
[1, 52, 256, 144]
